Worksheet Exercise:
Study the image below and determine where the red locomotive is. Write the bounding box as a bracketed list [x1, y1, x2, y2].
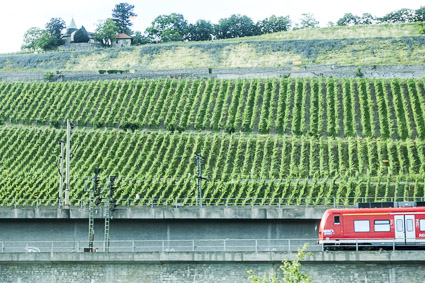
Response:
[318, 202, 425, 249]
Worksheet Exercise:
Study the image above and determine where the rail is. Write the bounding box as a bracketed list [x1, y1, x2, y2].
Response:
[0, 196, 424, 208]
[0, 238, 418, 253]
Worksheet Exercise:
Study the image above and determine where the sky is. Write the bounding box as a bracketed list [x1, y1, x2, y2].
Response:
[0, 0, 423, 53]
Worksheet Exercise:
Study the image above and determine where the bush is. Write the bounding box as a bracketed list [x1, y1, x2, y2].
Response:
[356, 67, 364, 78]
[418, 22, 425, 34]
[44, 72, 55, 82]
[50, 120, 61, 129]
[121, 122, 139, 131]
[73, 26, 90, 43]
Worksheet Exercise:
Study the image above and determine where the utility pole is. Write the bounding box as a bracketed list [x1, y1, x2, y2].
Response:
[86, 168, 101, 252]
[104, 176, 116, 252]
[65, 119, 73, 206]
[58, 139, 65, 205]
[194, 153, 207, 207]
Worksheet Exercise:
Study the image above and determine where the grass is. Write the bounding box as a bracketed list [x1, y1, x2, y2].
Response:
[248, 22, 422, 40]
[0, 23, 424, 72]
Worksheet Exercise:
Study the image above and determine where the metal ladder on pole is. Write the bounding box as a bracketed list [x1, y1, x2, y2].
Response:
[85, 168, 100, 252]
[88, 189, 95, 250]
[104, 195, 110, 252]
[104, 176, 116, 252]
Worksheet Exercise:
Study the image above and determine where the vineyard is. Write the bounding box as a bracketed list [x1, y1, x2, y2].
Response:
[0, 78, 425, 139]
[0, 77, 424, 206]
[0, 124, 424, 206]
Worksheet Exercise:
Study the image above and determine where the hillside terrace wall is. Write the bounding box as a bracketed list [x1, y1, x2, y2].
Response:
[0, 65, 424, 82]
[0, 251, 424, 283]
[0, 205, 328, 219]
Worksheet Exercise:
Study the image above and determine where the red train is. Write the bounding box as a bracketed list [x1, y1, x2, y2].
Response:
[318, 203, 425, 249]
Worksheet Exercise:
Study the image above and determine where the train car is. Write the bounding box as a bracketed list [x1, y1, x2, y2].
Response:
[318, 204, 425, 249]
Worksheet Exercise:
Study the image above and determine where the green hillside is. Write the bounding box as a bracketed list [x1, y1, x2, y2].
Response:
[0, 77, 424, 206]
[1, 78, 424, 139]
[0, 23, 424, 72]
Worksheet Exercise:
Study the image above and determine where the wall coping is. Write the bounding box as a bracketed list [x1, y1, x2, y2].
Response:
[0, 206, 333, 220]
[0, 251, 422, 263]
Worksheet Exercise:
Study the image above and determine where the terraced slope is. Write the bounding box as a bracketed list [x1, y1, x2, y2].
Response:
[0, 24, 425, 71]
[0, 77, 424, 206]
[0, 125, 424, 206]
[1, 78, 424, 139]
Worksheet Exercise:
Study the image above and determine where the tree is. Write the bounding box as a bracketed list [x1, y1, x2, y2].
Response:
[45, 17, 66, 38]
[145, 13, 188, 42]
[215, 14, 259, 39]
[257, 15, 291, 34]
[21, 27, 44, 50]
[112, 2, 137, 34]
[73, 26, 90, 43]
[132, 31, 151, 45]
[248, 244, 311, 283]
[414, 6, 425, 22]
[22, 18, 65, 51]
[94, 18, 119, 46]
[36, 31, 61, 50]
[187, 20, 215, 41]
[359, 13, 376, 25]
[337, 13, 360, 26]
[21, 27, 60, 51]
[299, 13, 319, 29]
[379, 8, 415, 23]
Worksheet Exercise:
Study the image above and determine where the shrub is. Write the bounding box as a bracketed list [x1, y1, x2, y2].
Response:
[418, 22, 425, 34]
[73, 26, 90, 43]
[356, 67, 364, 78]
[44, 72, 55, 82]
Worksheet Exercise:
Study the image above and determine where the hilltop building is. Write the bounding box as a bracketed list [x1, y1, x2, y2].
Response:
[60, 18, 132, 49]
[115, 33, 132, 47]
[61, 18, 96, 48]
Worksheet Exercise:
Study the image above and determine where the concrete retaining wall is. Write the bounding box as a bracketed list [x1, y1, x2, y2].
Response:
[0, 65, 424, 82]
[0, 205, 330, 219]
[0, 251, 424, 283]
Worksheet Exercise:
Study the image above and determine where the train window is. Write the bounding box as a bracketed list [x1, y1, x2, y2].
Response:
[420, 219, 425, 231]
[354, 220, 370, 232]
[406, 219, 414, 232]
[334, 216, 340, 225]
[396, 219, 403, 232]
[374, 220, 390, 232]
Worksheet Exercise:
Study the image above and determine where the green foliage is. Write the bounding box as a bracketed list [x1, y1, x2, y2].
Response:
[415, 7, 425, 22]
[112, 2, 137, 35]
[0, 78, 425, 205]
[298, 13, 319, 29]
[73, 26, 90, 43]
[132, 31, 151, 45]
[379, 8, 415, 23]
[337, 13, 360, 26]
[187, 20, 215, 41]
[21, 26, 63, 51]
[94, 18, 119, 46]
[146, 13, 189, 43]
[248, 244, 311, 283]
[45, 18, 66, 38]
[215, 14, 259, 39]
[0, 78, 424, 140]
[256, 15, 291, 34]
[356, 67, 364, 78]
[21, 27, 44, 50]
[44, 72, 55, 81]
[417, 22, 425, 34]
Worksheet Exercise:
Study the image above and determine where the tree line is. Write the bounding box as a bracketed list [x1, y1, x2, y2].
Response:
[22, 3, 425, 51]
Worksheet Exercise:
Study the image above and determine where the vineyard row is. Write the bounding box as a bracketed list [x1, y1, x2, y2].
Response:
[0, 78, 424, 139]
[0, 125, 424, 205]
